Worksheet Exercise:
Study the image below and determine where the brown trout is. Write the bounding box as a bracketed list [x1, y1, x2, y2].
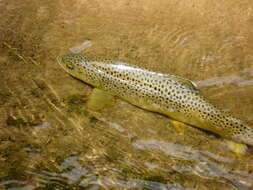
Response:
[57, 54, 253, 149]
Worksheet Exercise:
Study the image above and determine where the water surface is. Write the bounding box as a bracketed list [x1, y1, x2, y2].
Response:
[0, 0, 253, 189]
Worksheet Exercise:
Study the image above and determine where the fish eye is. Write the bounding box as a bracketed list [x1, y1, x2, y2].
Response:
[66, 63, 74, 70]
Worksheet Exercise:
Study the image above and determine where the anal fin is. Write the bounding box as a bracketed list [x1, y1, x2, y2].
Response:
[171, 120, 188, 133]
[226, 140, 248, 155]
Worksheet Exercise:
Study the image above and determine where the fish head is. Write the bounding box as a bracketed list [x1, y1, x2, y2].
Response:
[57, 54, 101, 84]
[57, 54, 88, 75]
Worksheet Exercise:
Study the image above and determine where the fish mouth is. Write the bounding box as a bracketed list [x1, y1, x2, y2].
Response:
[56, 55, 63, 65]
[56, 55, 71, 73]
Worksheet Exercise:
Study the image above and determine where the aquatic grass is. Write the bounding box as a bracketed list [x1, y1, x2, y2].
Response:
[6, 116, 26, 126]
[63, 94, 90, 117]
[3, 42, 39, 66]
[0, 88, 11, 105]
[66, 94, 86, 105]
[120, 167, 167, 184]
[141, 171, 167, 184]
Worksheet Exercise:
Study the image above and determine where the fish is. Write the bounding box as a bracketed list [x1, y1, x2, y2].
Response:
[57, 53, 253, 152]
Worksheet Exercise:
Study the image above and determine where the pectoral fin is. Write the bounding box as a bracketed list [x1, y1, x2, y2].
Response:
[87, 88, 116, 111]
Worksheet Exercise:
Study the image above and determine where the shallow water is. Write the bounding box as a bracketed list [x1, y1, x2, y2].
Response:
[0, 0, 253, 189]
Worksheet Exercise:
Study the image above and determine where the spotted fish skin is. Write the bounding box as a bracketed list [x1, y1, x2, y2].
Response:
[57, 54, 253, 146]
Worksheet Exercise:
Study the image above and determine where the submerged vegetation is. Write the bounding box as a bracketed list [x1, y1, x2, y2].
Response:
[0, 0, 253, 189]
[6, 116, 26, 126]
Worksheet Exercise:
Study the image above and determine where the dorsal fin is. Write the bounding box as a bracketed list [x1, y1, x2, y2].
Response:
[169, 75, 197, 89]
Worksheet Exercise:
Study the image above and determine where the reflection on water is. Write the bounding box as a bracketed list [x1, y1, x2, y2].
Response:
[1, 154, 189, 190]
[133, 140, 253, 189]
[2, 139, 253, 189]
[69, 40, 93, 54]
[1, 0, 253, 189]
[99, 117, 126, 133]
[196, 69, 253, 87]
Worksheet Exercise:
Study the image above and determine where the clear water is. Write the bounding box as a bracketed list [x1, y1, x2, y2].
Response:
[0, 0, 253, 189]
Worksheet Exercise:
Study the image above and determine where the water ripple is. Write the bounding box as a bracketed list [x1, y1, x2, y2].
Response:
[21, 155, 193, 190]
[133, 139, 253, 190]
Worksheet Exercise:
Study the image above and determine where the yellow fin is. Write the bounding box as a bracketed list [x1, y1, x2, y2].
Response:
[171, 120, 188, 133]
[87, 88, 116, 111]
[170, 75, 197, 89]
[226, 140, 248, 155]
